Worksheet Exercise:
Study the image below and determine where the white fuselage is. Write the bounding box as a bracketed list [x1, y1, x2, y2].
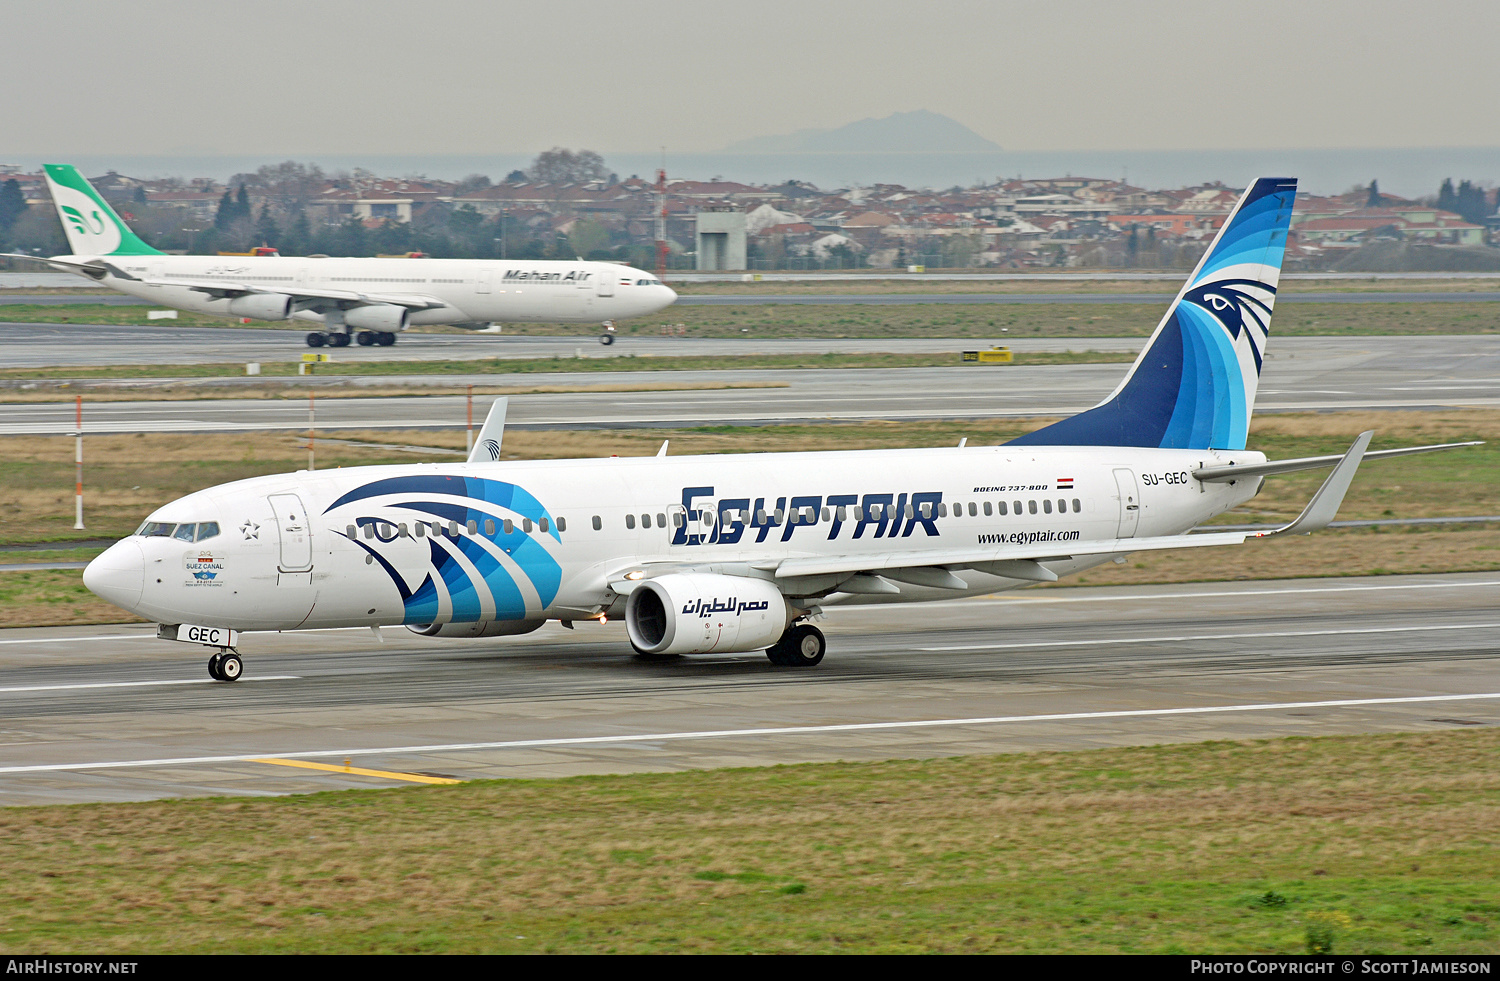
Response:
[84, 444, 1264, 634]
[65, 255, 676, 326]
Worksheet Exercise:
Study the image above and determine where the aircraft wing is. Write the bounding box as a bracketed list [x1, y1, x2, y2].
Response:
[98, 262, 449, 309]
[731, 431, 1379, 595]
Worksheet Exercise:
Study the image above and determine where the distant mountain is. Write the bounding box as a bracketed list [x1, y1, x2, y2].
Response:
[723, 110, 1001, 154]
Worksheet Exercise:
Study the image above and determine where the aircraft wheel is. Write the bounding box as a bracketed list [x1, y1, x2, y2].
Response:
[208, 652, 224, 680]
[377, 332, 396, 346]
[599, 333, 615, 346]
[356, 330, 375, 346]
[330, 332, 352, 348]
[767, 624, 825, 667]
[217, 652, 243, 682]
[306, 332, 326, 347]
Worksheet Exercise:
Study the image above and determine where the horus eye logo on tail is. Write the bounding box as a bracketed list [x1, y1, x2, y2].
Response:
[479, 439, 501, 461]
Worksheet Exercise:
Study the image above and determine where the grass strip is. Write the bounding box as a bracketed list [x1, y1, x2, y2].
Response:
[0, 729, 1495, 953]
[0, 350, 1133, 384]
[6, 301, 1500, 337]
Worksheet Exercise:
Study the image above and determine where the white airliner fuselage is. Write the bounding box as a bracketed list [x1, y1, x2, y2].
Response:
[66, 254, 676, 340]
[85, 444, 1262, 634]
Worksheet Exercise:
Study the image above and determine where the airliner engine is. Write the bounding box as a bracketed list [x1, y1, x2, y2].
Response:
[625, 573, 791, 655]
[345, 304, 410, 331]
[226, 293, 293, 320]
[407, 620, 544, 638]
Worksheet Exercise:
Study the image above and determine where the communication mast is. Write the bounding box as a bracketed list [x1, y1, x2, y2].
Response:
[655, 162, 669, 280]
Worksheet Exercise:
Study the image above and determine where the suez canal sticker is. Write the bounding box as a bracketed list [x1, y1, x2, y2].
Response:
[184, 553, 225, 585]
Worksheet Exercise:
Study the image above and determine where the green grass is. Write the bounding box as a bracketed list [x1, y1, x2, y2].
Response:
[0, 729, 1495, 953]
[0, 349, 1134, 383]
[7, 300, 1500, 337]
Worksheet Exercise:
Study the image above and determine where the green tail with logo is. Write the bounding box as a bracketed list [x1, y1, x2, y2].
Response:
[43, 164, 163, 257]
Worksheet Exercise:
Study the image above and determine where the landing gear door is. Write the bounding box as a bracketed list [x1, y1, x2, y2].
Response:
[1112, 469, 1140, 539]
[268, 493, 313, 571]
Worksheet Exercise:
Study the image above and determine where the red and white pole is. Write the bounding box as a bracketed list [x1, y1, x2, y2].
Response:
[308, 392, 315, 471]
[73, 395, 84, 530]
[466, 384, 474, 455]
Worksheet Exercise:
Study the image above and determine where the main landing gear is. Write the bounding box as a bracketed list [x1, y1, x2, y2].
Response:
[306, 330, 395, 347]
[208, 650, 244, 682]
[766, 624, 825, 667]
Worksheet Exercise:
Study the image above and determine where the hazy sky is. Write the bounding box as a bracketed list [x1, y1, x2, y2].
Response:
[8, 0, 1500, 156]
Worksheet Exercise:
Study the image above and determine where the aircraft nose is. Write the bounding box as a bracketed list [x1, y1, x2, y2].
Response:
[83, 540, 145, 611]
[663, 284, 678, 303]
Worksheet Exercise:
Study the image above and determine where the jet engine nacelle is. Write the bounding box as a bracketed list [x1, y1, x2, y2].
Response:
[344, 304, 411, 331]
[407, 619, 544, 639]
[226, 293, 293, 321]
[625, 573, 791, 655]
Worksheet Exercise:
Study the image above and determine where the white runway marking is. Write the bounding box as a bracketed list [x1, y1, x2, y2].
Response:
[3, 691, 1497, 775]
[919, 621, 1500, 652]
[946, 578, 1500, 608]
[0, 675, 299, 694]
[0, 634, 154, 645]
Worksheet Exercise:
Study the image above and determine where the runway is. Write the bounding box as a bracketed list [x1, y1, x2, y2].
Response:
[1, 572, 1496, 806]
[8, 291, 1500, 307]
[2, 335, 1497, 434]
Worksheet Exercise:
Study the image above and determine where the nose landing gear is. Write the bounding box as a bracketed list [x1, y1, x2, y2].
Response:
[208, 650, 244, 682]
[600, 320, 617, 345]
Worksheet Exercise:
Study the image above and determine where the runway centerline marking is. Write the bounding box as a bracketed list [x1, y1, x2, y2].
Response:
[2, 691, 1497, 775]
[0, 676, 300, 693]
[918, 621, 1500, 652]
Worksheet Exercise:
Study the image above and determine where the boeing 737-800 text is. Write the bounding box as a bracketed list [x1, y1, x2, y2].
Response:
[5, 165, 676, 347]
[81, 177, 1478, 680]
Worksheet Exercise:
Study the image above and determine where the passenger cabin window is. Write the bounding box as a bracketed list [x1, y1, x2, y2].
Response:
[539, 517, 549, 533]
[1027, 500, 1037, 515]
[591, 515, 601, 531]
[484, 519, 496, 535]
[555, 516, 567, 532]
[1073, 499, 1082, 513]
[1043, 500, 1052, 514]
[626, 514, 636, 530]
[657, 512, 667, 528]
[503, 519, 514, 535]
[522, 518, 532, 533]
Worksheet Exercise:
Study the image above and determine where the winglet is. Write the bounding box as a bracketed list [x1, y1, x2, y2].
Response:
[467, 397, 508, 463]
[1254, 430, 1372, 538]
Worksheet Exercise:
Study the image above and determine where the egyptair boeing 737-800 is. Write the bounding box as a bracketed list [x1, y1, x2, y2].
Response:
[5, 165, 675, 347]
[82, 177, 1479, 681]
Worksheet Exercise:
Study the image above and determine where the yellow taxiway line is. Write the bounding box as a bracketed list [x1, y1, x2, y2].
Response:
[252, 757, 461, 785]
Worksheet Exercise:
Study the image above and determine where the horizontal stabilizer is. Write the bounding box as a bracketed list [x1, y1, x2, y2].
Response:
[1196, 440, 1482, 481]
[1250, 431, 1371, 538]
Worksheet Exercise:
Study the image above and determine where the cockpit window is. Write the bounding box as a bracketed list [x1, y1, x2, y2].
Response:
[136, 520, 220, 541]
[636, 278, 662, 286]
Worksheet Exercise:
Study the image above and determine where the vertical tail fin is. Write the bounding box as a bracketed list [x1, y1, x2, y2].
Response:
[1010, 177, 1297, 451]
[42, 164, 162, 257]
